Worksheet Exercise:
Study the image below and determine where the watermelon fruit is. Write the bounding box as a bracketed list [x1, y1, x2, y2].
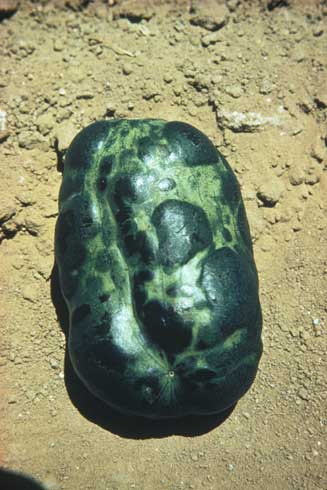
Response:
[55, 119, 262, 419]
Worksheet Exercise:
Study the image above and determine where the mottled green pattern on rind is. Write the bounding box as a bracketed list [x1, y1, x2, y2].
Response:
[55, 119, 263, 419]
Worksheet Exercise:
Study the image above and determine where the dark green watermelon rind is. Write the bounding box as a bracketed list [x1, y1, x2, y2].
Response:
[55, 119, 263, 418]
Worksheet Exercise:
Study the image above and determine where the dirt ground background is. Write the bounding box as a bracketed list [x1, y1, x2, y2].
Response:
[0, 0, 326, 489]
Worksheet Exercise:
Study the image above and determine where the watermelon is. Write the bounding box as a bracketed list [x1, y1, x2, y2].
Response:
[55, 119, 262, 419]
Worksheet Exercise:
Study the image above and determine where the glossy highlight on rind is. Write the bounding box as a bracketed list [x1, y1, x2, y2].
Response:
[55, 119, 263, 419]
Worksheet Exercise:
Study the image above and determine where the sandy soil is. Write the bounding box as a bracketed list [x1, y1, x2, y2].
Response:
[0, 0, 326, 489]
